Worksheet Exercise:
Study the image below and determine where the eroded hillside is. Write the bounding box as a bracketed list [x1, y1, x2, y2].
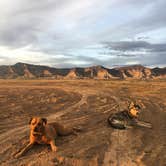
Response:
[0, 63, 166, 79]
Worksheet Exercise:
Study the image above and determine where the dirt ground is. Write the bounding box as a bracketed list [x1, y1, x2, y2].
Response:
[0, 79, 165, 166]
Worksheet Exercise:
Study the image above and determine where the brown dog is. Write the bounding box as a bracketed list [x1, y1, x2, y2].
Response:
[15, 117, 80, 158]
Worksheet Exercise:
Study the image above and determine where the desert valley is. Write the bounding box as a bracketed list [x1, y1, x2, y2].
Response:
[1, 0, 166, 165]
[0, 76, 165, 166]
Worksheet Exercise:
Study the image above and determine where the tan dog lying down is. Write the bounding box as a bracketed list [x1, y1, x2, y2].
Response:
[15, 117, 80, 158]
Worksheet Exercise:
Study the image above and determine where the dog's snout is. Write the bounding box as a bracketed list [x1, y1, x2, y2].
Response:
[34, 126, 38, 132]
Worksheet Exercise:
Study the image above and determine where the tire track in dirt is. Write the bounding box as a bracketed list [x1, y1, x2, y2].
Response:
[101, 94, 166, 166]
[0, 126, 27, 144]
[48, 92, 89, 122]
[0, 90, 87, 143]
[0, 80, 165, 166]
[0, 90, 90, 165]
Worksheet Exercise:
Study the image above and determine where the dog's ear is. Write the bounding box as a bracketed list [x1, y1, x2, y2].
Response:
[42, 118, 47, 125]
[29, 117, 33, 125]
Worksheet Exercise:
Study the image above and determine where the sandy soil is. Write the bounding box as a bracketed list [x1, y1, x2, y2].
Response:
[0, 79, 165, 166]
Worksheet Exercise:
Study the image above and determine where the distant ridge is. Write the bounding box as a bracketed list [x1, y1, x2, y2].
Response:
[0, 63, 165, 79]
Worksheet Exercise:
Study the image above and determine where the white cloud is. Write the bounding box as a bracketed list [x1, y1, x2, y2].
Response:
[0, 0, 165, 67]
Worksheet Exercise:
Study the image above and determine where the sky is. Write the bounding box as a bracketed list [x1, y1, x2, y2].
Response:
[0, 0, 166, 68]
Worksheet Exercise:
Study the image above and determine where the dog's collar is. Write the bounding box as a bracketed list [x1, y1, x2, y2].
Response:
[32, 132, 43, 136]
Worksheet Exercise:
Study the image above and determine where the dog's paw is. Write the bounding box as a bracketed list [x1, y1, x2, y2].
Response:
[14, 152, 22, 159]
[54, 154, 64, 164]
[51, 146, 58, 152]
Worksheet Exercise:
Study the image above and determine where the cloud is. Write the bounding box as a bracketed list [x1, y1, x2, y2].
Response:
[99, 0, 166, 42]
[104, 41, 166, 52]
[101, 40, 166, 67]
[1, 0, 164, 50]
[0, 0, 165, 67]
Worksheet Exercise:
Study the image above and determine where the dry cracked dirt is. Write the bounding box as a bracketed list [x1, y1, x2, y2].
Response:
[0, 79, 166, 166]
